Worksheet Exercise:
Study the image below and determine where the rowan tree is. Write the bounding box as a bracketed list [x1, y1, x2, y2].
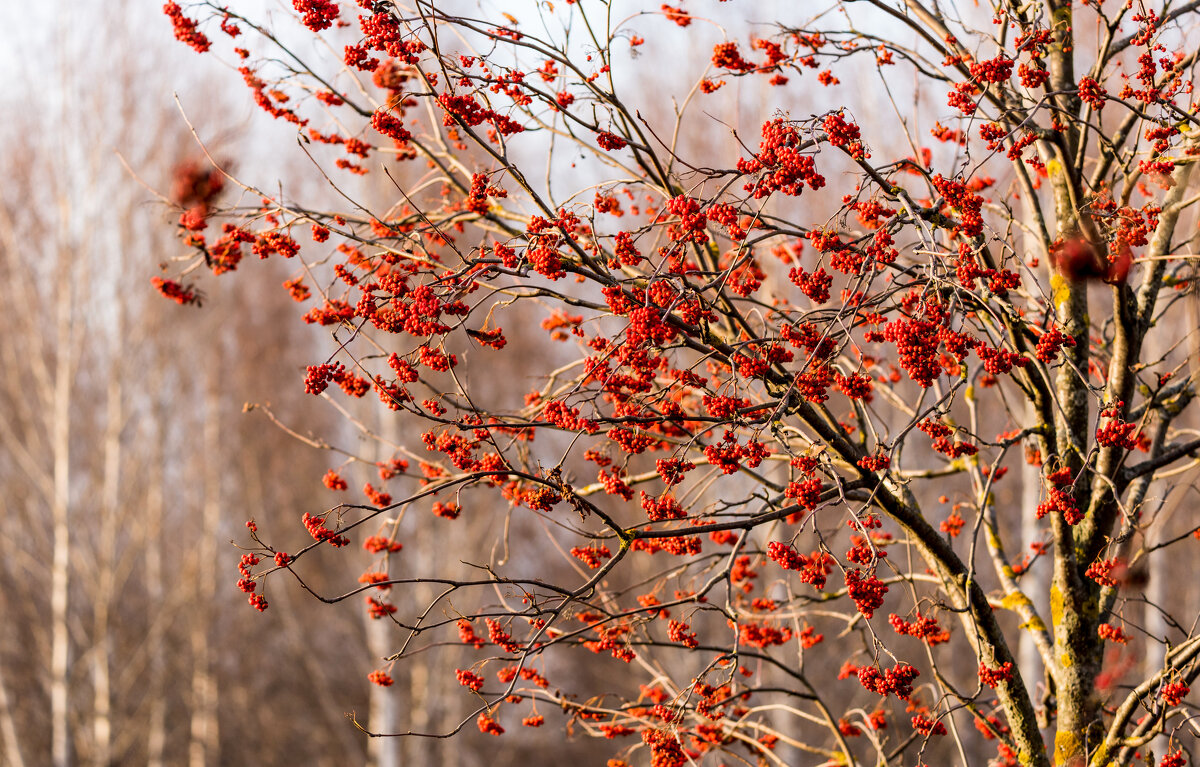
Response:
[159, 1, 1200, 765]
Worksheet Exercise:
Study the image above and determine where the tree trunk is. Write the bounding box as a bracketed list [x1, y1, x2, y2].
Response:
[145, 448, 167, 767]
[1019, 442, 1047, 713]
[0, 661, 27, 767]
[188, 373, 222, 767]
[368, 411, 403, 767]
[50, 261, 74, 767]
[366, 619, 402, 767]
[91, 367, 122, 767]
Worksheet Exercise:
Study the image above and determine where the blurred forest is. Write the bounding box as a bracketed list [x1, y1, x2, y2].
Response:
[0, 8, 359, 767]
[0, 5, 608, 766]
[3, 3, 1199, 767]
[0, 5, 373, 766]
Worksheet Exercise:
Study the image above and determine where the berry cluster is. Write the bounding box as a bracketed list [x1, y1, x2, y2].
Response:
[365, 596, 397, 618]
[641, 492, 686, 522]
[941, 512, 965, 537]
[884, 319, 941, 387]
[368, 670, 394, 687]
[703, 432, 769, 474]
[1018, 61, 1050, 88]
[458, 619, 486, 649]
[845, 568, 888, 617]
[363, 535, 403, 553]
[738, 119, 826, 199]
[846, 534, 886, 565]
[969, 56, 1014, 83]
[1036, 325, 1076, 363]
[834, 372, 873, 400]
[1037, 467, 1082, 525]
[302, 512, 350, 547]
[856, 663, 919, 700]
[889, 612, 951, 645]
[150, 277, 199, 306]
[293, 0, 339, 32]
[236, 553, 264, 611]
[163, 2, 211, 53]
[611, 231, 641, 266]
[596, 131, 628, 151]
[642, 729, 687, 767]
[456, 669, 485, 691]
[1078, 76, 1107, 110]
[477, 713, 504, 736]
[570, 544, 612, 568]
[932, 174, 984, 238]
[543, 400, 599, 433]
[823, 112, 868, 160]
[664, 195, 709, 243]
[660, 4, 692, 27]
[911, 712, 947, 737]
[1085, 557, 1125, 587]
[788, 265, 832, 303]
[667, 620, 699, 648]
[362, 483, 392, 508]
[978, 661, 1014, 688]
[1160, 752, 1186, 767]
[857, 452, 890, 472]
[765, 542, 832, 588]
[738, 620, 792, 648]
[784, 477, 823, 510]
[976, 344, 1028, 376]
[1096, 403, 1139, 450]
[711, 41, 756, 72]
[1159, 680, 1190, 707]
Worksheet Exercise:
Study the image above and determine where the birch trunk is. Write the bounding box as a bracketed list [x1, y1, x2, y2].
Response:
[0, 661, 27, 767]
[49, 259, 73, 767]
[367, 411, 402, 767]
[145, 448, 167, 767]
[90, 359, 122, 767]
[188, 373, 221, 767]
[366, 619, 402, 767]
